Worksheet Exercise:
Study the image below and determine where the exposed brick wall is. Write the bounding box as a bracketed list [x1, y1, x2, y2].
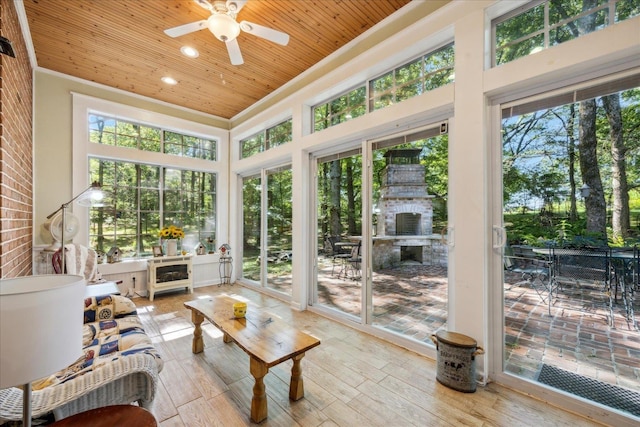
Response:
[0, 0, 34, 278]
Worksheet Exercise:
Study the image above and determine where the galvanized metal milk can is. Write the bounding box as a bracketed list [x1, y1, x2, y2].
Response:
[430, 331, 485, 392]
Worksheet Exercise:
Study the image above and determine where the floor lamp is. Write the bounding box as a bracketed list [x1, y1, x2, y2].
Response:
[0, 275, 85, 427]
[46, 181, 106, 272]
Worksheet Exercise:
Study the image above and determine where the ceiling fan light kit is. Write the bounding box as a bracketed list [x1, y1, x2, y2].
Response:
[164, 0, 289, 66]
[208, 13, 240, 41]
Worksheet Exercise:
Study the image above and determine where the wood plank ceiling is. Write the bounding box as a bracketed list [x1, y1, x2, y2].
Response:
[23, 0, 413, 120]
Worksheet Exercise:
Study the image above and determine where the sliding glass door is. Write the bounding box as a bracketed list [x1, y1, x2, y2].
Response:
[370, 130, 449, 341]
[265, 167, 293, 295]
[242, 175, 261, 282]
[241, 166, 293, 296]
[315, 151, 363, 319]
[312, 124, 450, 345]
[499, 83, 640, 415]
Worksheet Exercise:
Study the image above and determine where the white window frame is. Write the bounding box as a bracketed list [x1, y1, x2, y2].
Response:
[72, 93, 229, 252]
[491, 0, 637, 67]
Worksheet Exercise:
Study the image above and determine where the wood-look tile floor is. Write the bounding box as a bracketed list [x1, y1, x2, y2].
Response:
[136, 284, 603, 427]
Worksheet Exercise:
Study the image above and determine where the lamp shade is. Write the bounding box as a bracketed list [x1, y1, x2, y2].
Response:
[75, 182, 106, 207]
[0, 275, 85, 389]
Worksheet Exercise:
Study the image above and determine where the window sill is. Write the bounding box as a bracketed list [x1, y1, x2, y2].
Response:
[98, 253, 221, 275]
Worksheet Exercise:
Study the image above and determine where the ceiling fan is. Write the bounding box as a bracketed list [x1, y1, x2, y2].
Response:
[164, 0, 290, 65]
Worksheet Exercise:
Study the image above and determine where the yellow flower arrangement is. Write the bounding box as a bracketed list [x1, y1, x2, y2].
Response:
[159, 225, 185, 240]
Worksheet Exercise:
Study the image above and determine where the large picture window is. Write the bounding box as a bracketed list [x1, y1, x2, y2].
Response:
[86, 113, 218, 258]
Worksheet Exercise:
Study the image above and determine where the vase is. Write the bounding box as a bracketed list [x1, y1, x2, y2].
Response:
[166, 239, 178, 256]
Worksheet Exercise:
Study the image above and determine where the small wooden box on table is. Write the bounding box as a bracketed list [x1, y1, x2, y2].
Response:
[184, 296, 321, 423]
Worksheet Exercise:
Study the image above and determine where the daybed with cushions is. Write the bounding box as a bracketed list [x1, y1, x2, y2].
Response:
[0, 294, 162, 422]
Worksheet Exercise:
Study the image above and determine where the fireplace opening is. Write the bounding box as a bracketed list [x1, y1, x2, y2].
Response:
[396, 213, 421, 235]
[156, 264, 189, 283]
[401, 246, 423, 263]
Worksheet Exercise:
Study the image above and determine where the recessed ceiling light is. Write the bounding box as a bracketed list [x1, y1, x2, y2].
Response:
[180, 46, 199, 58]
[161, 76, 178, 85]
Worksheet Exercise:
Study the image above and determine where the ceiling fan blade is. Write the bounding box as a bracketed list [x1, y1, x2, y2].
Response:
[164, 20, 208, 38]
[226, 38, 244, 65]
[226, 0, 248, 13]
[239, 20, 290, 46]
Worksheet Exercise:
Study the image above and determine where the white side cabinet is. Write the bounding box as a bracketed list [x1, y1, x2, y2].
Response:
[147, 255, 193, 301]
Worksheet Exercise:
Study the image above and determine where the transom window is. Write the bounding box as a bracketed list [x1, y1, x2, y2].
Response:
[312, 43, 454, 133]
[240, 119, 292, 159]
[493, 0, 639, 66]
[369, 43, 454, 111]
[89, 114, 216, 160]
[313, 86, 366, 132]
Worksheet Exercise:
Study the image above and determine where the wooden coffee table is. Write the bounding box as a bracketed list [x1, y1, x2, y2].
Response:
[184, 296, 321, 423]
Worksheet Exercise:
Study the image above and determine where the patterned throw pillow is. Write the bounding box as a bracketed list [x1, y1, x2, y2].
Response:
[83, 294, 137, 323]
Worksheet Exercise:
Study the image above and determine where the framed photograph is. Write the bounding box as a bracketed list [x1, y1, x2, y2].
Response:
[152, 245, 163, 257]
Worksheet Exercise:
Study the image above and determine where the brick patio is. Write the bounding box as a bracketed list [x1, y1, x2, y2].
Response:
[315, 259, 640, 397]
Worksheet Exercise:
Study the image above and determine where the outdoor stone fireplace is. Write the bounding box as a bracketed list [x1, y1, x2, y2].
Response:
[373, 149, 445, 269]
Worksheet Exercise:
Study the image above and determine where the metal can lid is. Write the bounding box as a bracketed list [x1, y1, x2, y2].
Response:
[436, 331, 477, 348]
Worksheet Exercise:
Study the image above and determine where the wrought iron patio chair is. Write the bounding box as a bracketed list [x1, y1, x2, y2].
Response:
[504, 250, 554, 314]
[324, 236, 351, 276]
[609, 246, 637, 330]
[346, 242, 362, 280]
[550, 247, 613, 325]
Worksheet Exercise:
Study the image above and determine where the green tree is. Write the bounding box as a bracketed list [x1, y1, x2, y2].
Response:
[578, 0, 607, 238]
[602, 93, 630, 239]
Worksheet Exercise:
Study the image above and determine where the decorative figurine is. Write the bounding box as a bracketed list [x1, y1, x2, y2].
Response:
[195, 242, 207, 255]
[219, 243, 231, 258]
[106, 246, 121, 263]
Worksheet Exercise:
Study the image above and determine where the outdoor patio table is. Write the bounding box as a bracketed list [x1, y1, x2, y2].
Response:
[533, 247, 633, 288]
[532, 247, 636, 329]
